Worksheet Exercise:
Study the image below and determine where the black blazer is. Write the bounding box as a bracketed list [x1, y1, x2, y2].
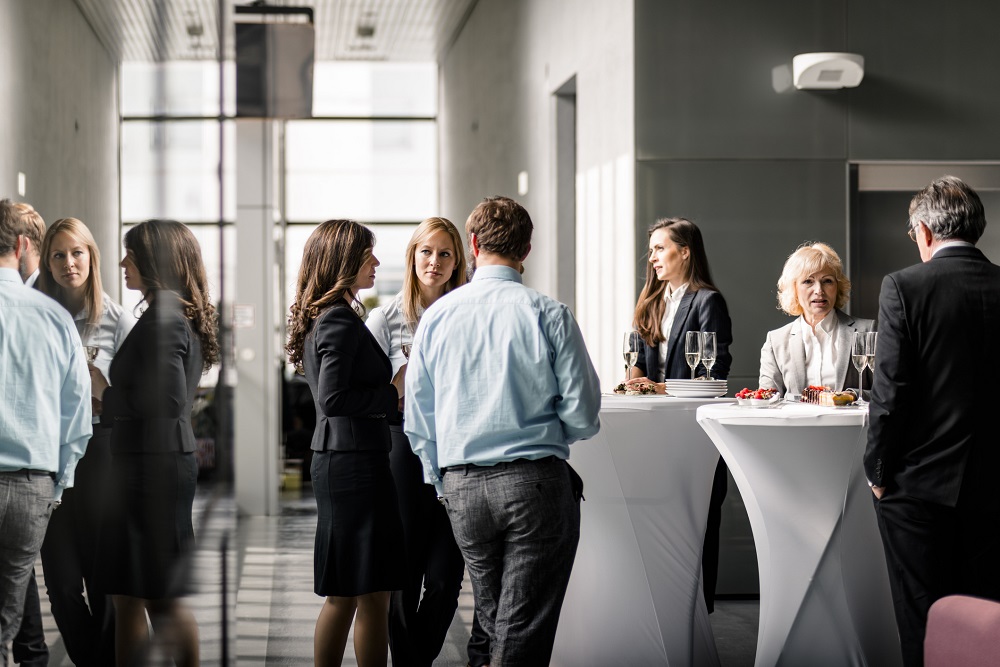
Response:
[102, 293, 203, 454]
[865, 246, 1000, 509]
[635, 288, 733, 381]
[304, 302, 399, 453]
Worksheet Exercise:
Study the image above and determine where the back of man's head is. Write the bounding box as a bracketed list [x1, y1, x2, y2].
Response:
[909, 175, 986, 244]
[14, 202, 45, 256]
[0, 198, 21, 257]
[466, 196, 533, 261]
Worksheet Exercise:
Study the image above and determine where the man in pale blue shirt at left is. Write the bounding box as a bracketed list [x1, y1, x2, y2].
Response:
[0, 197, 92, 664]
[405, 195, 601, 666]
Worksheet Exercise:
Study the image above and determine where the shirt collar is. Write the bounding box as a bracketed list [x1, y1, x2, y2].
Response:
[471, 264, 523, 284]
[817, 310, 837, 334]
[798, 311, 837, 337]
[663, 282, 688, 304]
[932, 240, 974, 257]
[0, 267, 24, 284]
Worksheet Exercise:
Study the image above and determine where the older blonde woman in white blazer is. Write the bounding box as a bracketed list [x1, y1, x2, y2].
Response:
[759, 242, 875, 396]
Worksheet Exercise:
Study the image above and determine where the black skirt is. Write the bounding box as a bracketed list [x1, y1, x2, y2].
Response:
[311, 449, 405, 597]
[96, 451, 198, 599]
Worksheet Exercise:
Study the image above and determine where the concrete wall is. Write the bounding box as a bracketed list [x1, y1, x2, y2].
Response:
[440, 0, 635, 386]
[0, 0, 119, 293]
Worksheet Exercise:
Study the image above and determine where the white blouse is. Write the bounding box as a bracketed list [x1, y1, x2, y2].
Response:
[366, 292, 423, 377]
[657, 283, 688, 380]
[75, 293, 137, 422]
[798, 311, 839, 389]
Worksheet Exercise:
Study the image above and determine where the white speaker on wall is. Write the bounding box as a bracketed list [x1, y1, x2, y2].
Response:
[792, 52, 865, 90]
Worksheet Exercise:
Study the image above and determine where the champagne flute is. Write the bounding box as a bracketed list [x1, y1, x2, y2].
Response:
[700, 331, 717, 381]
[81, 324, 99, 365]
[623, 330, 641, 381]
[851, 330, 868, 403]
[684, 331, 702, 380]
[399, 319, 413, 360]
[865, 331, 878, 397]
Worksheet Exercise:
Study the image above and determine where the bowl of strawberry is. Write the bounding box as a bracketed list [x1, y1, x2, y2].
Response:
[736, 387, 778, 407]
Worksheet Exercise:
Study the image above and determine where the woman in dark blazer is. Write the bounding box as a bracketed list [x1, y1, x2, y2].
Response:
[90, 220, 219, 667]
[286, 219, 405, 667]
[628, 218, 733, 386]
[625, 217, 733, 613]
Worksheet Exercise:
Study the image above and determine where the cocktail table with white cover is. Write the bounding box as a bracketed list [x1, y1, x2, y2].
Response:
[696, 402, 902, 667]
[551, 394, 729, 667]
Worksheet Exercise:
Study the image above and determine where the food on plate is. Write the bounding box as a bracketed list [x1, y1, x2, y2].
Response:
[818, 389, 859, 407]
[736, 387, 776, 405]
[614, 381, 658, 395]
[801, 385, 831, 404]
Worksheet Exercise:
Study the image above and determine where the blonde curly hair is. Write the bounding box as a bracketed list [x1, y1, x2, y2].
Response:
[776, 242, 850, 316]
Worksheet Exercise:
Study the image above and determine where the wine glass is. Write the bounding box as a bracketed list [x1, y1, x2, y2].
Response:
[700, 332, 717, 381]
[851, 331, 868, 403]
[684, 331, 702, 380]
[81, 324, 99, 365]
[623, 330, 641, 381]
[399, 319, 413, 360]
[865, 331, 878, 393]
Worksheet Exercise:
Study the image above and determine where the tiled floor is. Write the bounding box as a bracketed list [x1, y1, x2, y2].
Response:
[15, 483, 758, 666]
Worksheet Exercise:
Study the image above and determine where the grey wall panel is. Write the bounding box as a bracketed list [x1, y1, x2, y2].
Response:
[846, 0, 1000, 161]
[635, 0, 848, 161]
[853, 190, 1000, 321]
[637, 159, 848, 387]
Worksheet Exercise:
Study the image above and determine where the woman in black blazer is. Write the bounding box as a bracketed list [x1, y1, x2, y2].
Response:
[286, 219, 405, 667]
[628, 218, 733, 386]
[90, 220, 219, 667]
[625, 217, 733, 614]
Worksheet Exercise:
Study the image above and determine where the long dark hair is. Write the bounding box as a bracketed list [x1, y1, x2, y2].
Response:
[124, 220, 220, 371]
[633, 217, 719, 347]
[286, 219, 376, 372]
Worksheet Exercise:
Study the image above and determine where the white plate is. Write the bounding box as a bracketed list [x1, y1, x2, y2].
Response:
[667, 379, 727, 385]
[666, 388, 729, 398]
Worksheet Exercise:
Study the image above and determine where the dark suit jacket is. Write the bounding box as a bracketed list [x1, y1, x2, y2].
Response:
[865, 246, 1000, 510]
[102, 293, 203, 454]
[635, 288, 733, 381]
[304, 302, 399, 452]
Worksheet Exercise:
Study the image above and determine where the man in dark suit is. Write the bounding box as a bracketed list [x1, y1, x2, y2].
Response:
[865, 176, 1000, 666]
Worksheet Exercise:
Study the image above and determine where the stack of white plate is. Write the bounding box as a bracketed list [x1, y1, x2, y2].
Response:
[664, 379, 728, 398]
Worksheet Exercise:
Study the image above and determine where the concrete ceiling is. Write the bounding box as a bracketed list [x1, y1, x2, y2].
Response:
[73, 0, 479, 62]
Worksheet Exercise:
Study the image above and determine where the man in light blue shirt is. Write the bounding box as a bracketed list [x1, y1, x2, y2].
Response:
[405, 196, 600, 665]
[0, 198, 92, 664]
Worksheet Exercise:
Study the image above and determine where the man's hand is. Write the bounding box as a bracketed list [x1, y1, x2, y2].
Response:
[871, 485, 885, 499]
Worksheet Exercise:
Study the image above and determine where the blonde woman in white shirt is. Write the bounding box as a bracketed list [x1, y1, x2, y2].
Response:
[366, 217, 473, 667]
[758, 242, 875, 396]
[35, 217, 135, 667]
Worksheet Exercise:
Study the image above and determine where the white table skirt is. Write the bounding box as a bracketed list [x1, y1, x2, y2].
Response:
[552, 395, 729, 667]
[697, 402, 902, 667]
